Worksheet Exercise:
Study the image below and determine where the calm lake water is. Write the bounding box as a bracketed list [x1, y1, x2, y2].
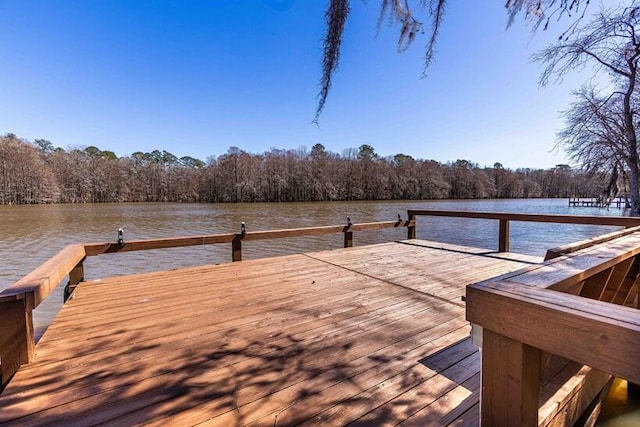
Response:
[0, 198, 631, 334]
[0, 198, 637, 424]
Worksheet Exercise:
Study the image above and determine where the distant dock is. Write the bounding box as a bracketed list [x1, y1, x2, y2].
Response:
[569, 196, 629, 208]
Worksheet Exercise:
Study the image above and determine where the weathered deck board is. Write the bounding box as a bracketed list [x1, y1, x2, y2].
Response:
[0, 240, 541, 426]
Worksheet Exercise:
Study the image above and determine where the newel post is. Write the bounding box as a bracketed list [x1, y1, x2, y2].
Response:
[232, 222, 246, 262]
[232, 237, 242, 262]
[481, 328, 540, 427]
[344, 217, 353, 248]
[0, 296, 35, 387]
[498, 219, 510, 252]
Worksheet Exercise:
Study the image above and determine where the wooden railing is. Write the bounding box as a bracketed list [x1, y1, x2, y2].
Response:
[405, 210, 640, 425]
[2, 207, 640, 419]
[466, 226, 640, 426]
[82, 219, 415, 260]
[0, 244, 86, 386]
[0, 218, 414, 387]
[408, 209, 640, 252]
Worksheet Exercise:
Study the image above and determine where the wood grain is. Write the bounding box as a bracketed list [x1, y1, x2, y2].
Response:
[467, 281, 640, 384]
[0, 240, 536, 426]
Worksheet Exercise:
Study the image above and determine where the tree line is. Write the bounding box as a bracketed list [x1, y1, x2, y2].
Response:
[318, 2, 640, 215]
[0, 133, 609, 205]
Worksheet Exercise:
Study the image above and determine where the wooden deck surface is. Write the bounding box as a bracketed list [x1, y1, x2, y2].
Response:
[0, 240, 541, 426]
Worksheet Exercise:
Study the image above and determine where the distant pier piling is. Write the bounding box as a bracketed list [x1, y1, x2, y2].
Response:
[569, 196, 629, 209]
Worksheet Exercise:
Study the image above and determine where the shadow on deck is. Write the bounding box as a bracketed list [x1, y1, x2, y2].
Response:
[0, 240, 539, 426]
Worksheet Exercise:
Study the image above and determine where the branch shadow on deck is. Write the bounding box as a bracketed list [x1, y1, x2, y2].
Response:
[0, 240, 542, 426]
[399, 240, 541, 265]
[2, 303, 474, 426]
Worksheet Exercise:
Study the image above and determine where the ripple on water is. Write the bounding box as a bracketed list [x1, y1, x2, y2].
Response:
[0, 200, 631, 336]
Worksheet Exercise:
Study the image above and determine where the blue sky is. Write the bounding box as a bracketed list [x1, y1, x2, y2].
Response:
[0, 1, 600, 168]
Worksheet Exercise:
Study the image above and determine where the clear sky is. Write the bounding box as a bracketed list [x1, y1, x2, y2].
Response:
[0, 1, 601, 169]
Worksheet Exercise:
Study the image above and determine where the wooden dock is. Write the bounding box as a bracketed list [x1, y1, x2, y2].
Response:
[569, 196, 629, 208]
[1, 210, 639, 426]
[0, 240, 539, 426]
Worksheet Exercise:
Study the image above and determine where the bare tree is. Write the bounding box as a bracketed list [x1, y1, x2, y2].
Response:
[0, 134, 612, 204]
[558, 86, 629, 171]
[0, 135, 59, 204]
[535, 3, 640, 214]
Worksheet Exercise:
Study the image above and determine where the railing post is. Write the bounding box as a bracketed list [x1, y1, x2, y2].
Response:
[631, 290, 640, 399]
[481, 328, 540, 427]
[344, 231, 353, 248]
[631, 377, 640, 399]
[498, 219, 510, 252]
[64, 260, 85, 302]
[344, 217, 354, 248]
[0, 298, 35, 388]
[232, 236, 242, 262]
[232, 222, 246, 262]
[407, 212, 416, 239]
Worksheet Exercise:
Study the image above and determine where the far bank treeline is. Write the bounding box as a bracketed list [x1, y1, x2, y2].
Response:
[0, 134, 608, 205]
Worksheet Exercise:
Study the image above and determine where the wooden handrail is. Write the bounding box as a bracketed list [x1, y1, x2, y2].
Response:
[545, 224, 640, 260]
[408, 210, 640, 252]
[466, 227, 640, 426]
[84, 233, 236, 256]
[518, 231, 640, 294]
[0, 244, 86, 386]
[0, 244, 86, 307]
[239, 220, 413, 240]
[83, 220, 415, 261]
[0, 218, 414, 386]
[467, 281, 640, 384]
[2, 211, 638, 404]
[407, 210, 640, 226]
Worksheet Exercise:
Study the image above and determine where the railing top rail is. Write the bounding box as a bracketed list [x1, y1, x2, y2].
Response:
[84, 233, 237, 256]
[0, 218, 414, 388]
[467, 279, 640, 385]
[0, 219, 414, 305]
[84, 220, 413, 255]
[240, 220, 412, 241]
[475, 229, 640, 292]
[0, 244, 86, 308]
[407, 209, 640, 227]
[467, 227, 640, 387]
[545, 224, 640, 260]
